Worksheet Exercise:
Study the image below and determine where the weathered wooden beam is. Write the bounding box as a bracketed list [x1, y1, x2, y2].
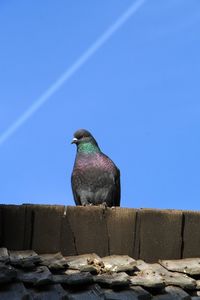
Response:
[105, 207, 138, 258]
[138, 209, 183, 262]
[182, 210, 200, 258]
[31, 205, 64, 253]
[65, 206, 109, 257]
[1, 205, 26, 250]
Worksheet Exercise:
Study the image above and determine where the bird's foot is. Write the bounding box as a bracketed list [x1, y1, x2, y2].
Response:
[82, 203, 93, 206]
[99, 202, 108, 209]
[100, 202, 107, 207]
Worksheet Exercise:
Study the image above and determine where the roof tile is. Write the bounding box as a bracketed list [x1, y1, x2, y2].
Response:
[39, 252, 68, 270]
[159, 258, 200, 276]
[0, 248, 200, 299]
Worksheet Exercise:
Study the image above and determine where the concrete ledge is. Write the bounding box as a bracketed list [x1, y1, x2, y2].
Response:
[0, 205, 199, 262]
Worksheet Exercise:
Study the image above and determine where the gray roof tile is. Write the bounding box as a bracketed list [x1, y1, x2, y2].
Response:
[1, 248, 200, 299]
[159, 258, 200, 276]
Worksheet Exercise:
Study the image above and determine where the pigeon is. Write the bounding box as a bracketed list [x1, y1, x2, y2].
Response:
[71, 129, 120, 207]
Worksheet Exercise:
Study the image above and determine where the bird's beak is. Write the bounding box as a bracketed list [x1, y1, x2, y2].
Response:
[71, 137, 78, 144]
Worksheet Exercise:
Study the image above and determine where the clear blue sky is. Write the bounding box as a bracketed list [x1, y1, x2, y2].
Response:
[0, 0, 200, 209]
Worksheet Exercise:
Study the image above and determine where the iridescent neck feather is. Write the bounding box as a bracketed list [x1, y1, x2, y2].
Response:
[77, 142, 100, 154]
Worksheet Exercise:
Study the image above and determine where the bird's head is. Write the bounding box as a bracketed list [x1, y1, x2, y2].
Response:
[71, 129, 100, 153]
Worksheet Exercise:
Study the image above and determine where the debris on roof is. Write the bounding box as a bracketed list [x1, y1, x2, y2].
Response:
[1, 249, 200, 299]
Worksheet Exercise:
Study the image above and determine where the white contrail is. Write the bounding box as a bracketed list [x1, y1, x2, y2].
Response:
[0, 0, 145, 146]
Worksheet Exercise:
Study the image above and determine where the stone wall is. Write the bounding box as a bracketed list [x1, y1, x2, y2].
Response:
[0, 205, 199, 262]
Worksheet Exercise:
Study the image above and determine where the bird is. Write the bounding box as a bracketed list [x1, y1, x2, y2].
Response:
[71, 129, 120, 207]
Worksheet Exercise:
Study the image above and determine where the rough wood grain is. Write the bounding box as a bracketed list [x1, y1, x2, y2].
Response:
[60, 208, 77, 256]
[105, 207, 138, 257]
[66, 206, 109, 257]
[31, 205, 64, 253]
[1, 205, 26, 250]
[138, 209, 183, 262]
[183, 211, 200, 258]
